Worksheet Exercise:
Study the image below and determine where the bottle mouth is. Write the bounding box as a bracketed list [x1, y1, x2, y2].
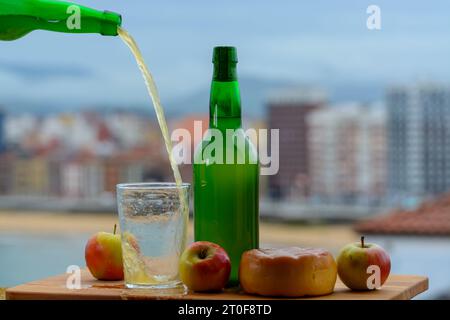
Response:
[212, 46, 238, 64]
[101, 10, 122, 36]
[212, 46, 238, 81]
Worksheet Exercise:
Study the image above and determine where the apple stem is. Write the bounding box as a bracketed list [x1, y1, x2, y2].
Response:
[199, 248, 208, 259]
[361, 236, 365, 248]
[114, 224, 117, 235]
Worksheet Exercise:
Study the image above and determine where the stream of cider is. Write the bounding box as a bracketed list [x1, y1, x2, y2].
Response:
[118, 27, 183, 187]
[118, 28, 188, 256]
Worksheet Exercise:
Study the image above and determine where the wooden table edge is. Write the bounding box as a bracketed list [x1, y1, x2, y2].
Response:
[390, 275, 429, 300]
[5, 274, 429, 300]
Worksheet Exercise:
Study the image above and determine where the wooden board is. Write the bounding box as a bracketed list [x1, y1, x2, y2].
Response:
[6, 270, 428, 300]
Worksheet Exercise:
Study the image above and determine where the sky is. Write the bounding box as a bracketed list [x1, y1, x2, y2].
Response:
[1, 0, 450, 114]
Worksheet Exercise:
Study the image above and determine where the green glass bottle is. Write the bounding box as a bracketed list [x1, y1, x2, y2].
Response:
[194, 46, 259, 285]
[0, 0, 121, 41]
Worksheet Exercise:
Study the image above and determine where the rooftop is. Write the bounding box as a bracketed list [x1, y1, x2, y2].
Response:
[355, 193, 450, 236]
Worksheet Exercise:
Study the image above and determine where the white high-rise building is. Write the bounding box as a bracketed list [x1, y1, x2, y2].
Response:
[307, 103, 386, 204]
[387, 83, 450, 202]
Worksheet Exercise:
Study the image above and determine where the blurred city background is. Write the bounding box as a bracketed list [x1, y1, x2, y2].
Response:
[1, 0, 450, 299]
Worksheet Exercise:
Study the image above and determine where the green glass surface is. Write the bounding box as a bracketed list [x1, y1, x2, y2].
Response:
[194, 47, 259, 285]
[0, 0, 121, 41]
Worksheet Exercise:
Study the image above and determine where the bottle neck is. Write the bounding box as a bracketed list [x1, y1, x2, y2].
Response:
[39, 9, 121, 36]
[0, 0, 121, 40]
[209, 64, 242, 130]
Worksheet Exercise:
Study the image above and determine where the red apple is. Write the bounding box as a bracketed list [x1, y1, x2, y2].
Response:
[337, 236, 391, 290]
[85, 225, 124, 281]
[179, 241, 231, 292]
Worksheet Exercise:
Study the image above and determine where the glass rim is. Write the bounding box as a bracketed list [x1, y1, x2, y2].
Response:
[116, 182, 190, 190]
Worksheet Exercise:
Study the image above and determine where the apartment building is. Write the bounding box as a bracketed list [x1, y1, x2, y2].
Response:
[387, 84, 450, 202]
[267, 87, 327, 199]
[307, 103, 386, 204]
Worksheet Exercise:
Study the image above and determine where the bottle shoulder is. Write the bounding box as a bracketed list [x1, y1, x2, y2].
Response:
[194, 128, 258, 165]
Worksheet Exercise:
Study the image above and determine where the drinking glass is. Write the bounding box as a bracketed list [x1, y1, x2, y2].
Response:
[117, 183, 190, 290]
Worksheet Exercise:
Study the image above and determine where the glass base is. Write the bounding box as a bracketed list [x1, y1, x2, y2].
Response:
[123, 281, 188, 297]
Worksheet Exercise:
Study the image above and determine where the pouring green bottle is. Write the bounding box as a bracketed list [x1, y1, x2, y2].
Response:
[194, 47, 260, 285]
[0, 0, 121, 41]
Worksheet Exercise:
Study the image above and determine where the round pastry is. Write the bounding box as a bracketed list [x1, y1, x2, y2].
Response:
[239, 247, 337, 297]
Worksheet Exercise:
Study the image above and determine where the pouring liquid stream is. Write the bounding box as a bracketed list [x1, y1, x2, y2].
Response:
[118, 27, 188, 251]
[118, 27, 182, 186]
